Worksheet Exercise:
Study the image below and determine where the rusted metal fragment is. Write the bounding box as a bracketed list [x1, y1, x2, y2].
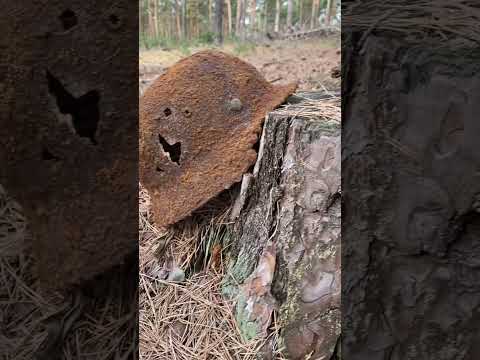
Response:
[140, 50, 296, 228]
[0, 1, 138, 291]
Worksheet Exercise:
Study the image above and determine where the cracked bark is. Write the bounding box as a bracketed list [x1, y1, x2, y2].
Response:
[342, 33, 480, 359]
[225, 93, 341, 359]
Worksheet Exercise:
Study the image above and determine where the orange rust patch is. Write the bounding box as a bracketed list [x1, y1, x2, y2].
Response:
[140, 51, 296, 228]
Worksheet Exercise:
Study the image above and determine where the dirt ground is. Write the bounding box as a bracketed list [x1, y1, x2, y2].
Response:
[139, 37, 340, 94]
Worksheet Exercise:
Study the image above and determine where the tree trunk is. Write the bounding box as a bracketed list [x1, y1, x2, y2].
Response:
[286, 0, 293, 29]
[209, 0, 213, 31]
[225, 92, 340, 360]
[193, 0, 200, 38]
[331, 0, 337, 22]
[250, 0, 256, 33]
[214, 0, 224, 44]
[264, 0, 268, 34]
[241, 0, 247, 38]
[311, 0, 319, 29]
[236, 0, 243, 36]
[299, 0, 303, 29]
[147, 0, 153, 38]
[182, 0, 187, 39]
[139, 0, 143, 40]
[153, 0, 159, 38]
[325, 0, 332, 26]
[274, 0, 280, 33]
[174, 0, 182, 40]
[226, 0, 232, 36]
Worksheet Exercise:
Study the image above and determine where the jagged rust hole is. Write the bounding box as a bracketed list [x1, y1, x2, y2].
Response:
[164, 108, 172, 117]
[59, 9, 78, 30]
[42, 147, 60, 161]
[109, 14, 119, 25]
[46, 71, 100, 145]
[158, 134, 181, 164]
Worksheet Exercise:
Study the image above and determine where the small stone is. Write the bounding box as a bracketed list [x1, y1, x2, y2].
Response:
[167, 266, 185, 282]
[228, 98, 242, 112]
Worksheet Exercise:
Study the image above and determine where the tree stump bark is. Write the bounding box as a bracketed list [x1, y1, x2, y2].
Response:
[343, 32, 480, 359]
[224, 92, 341, 359]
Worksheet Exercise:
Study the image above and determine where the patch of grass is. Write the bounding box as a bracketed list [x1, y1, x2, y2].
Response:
[199, 31, 216, 45]
[140, 32, 259, 58]
[140, 34, 216, 53]
[178, 41, 192, 56]
[232, 40, 256, 56]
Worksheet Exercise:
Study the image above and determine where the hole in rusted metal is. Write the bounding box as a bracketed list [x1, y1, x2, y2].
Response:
[59, 9, 77, 30]
[164, 108, 172, 117]
[46, 70, 100, 145]
[106, 12, 122, 29]
[184, 108, 192, 117]
[158, 134, 181, 164]
[42, 147, 60, 161]
[109, 14, 119, 25]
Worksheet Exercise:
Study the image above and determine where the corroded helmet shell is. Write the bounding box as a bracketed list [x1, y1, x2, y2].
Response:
[140, 51, 296, 228]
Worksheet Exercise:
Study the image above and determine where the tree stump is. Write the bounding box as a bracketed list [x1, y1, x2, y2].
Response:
[225, 92, 341, 359]
[343, 32, 480, 358]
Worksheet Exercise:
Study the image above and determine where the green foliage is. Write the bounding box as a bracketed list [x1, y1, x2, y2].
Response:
[140, 34, 163, 50]
[179, 41, 192, 56]
[199, 31, 215, 44]
[139, 34, 193, 52]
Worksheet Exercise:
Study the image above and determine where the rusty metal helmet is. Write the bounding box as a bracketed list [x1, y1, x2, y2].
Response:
[140, 50, 296, 228]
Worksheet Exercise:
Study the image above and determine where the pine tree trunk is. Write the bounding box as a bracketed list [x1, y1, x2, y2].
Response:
[325, 0, 332, 26]
[274, 0, 280, 33]
[214, 0, 224, 44]
[225, 92, 341, 360]
[182, 0, 187, 39]
[331, 0, 337, 22]
[175, 0, 182, 40]
[153, 0, 159, 38]
[226, 0, 232, 36]
[263, 0, 268, 34]
[286, 0, 293, 29]
[241, 0, 247, 39]
[147, 1, 153, 38]
[236, 0, 243, 36]
[209, 0, 214, 33]
[311, 0, 318, 29]
[299, 0, 303, 29]
[250, 0, 256, 33]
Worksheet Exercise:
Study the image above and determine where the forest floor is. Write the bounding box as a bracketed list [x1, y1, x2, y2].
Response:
[139, 36, 341, 359]
[139, 36, 341, 94]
